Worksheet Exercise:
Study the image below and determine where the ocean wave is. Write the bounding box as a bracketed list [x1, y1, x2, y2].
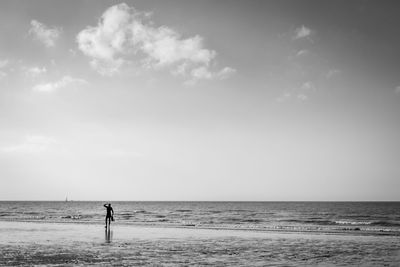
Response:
[119, 213, 135, 219]
[335, 220, 373, 225]
[279, 218, 400, 228]
[226, 209, 252, 213]
[334, 220, 400, 227]
[118, 212, 134, 216]
[280, 219, 334, 225]
[371, 221, 400, 227]
[224, 217, 247, 223]
[241, 219, 264, 223]
[22, 211, 41, 215]
[134, 210, 152, 214]
[208, 210, 223, 214]
[61, 215, 83, 220]
[175, 209, 192, 212]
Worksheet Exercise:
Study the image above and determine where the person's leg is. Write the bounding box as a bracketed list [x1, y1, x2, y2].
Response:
[105, 216, 108, 228]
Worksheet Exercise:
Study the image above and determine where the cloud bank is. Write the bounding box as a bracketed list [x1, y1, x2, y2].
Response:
[29, 20, 61, 47]
[76, 3, 235, 82]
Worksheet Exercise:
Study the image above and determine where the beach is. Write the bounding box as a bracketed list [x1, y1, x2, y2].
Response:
[1, 0, 400, 265]
[1, 221, 400, 266]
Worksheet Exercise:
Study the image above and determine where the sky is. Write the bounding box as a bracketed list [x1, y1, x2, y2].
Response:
[0, 0, 399, 201]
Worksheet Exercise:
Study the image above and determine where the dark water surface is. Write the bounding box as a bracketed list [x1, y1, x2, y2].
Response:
[1, 201, 399, 235]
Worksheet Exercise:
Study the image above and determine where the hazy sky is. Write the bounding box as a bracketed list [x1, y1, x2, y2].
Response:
[1, 0, 399, 201]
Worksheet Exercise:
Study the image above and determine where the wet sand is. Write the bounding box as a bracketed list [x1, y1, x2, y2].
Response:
[1, 221, 399, 266]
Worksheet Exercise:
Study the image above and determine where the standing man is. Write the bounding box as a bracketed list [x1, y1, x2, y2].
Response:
[104, 203, 114, 228]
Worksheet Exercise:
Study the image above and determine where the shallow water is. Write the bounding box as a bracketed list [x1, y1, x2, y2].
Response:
[1, 221, 399, 266]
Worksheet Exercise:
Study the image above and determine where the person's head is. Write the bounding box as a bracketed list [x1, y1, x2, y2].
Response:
[108, 203, 112, 207]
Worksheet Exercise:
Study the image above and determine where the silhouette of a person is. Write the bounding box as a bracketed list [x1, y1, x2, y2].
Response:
[104, 203, 114, 228]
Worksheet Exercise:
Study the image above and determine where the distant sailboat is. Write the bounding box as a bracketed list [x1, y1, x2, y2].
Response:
[65, 196, 68, 202]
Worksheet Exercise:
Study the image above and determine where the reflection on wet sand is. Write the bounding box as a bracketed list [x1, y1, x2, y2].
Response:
[105, 228, 113, 243]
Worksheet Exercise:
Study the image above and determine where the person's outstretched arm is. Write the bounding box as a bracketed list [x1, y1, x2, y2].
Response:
[104, 204, 107, 208]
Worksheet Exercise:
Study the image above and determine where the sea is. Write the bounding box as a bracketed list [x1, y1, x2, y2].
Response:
[1, 201, 399, 235]
[1, 201, 400, 266]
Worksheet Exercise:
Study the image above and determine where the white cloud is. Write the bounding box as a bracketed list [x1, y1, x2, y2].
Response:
[218, 67, 237, 80]
[76, 3, 235, 81]
[297, 94, 308, 101]
[293, 25, 313, 40]
[0, 59, 9, 79]
[69, 49, 77, 56]
[0, 59, 9, 68]
[89, 57, 124, 76]
[326, 69, 341, 79]
[296, 49, 309, 57]
[0, 71, 6, 80]
[1, 135, 56, 154]
[300, 81, 316, 91]
[33, 75, 88, 92]
[276, 81, 316, 103]
[276, 92, 291, 103]
[184, 66, 236, 86]
[297, 81, 316, 101]
[25, 66, 47, 77]
[190, 66, 213, 80]
[29, 20, 61, 47]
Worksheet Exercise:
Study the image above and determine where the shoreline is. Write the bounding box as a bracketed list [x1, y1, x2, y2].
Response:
[2, 220, 398, 246]
[0, 219, 398, 237]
